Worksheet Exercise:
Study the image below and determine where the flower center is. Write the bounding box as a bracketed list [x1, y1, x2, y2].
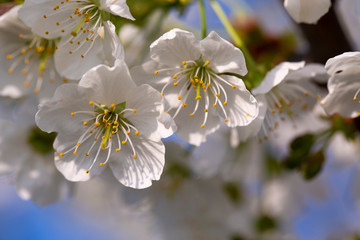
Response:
[155, 59, 239, 128]
[259, 83, 319, 141]
[6, 34, 60, 94]
[27, 127, 56, 155]
[60, 101, 139, 174]
[43, 0, 109, 59]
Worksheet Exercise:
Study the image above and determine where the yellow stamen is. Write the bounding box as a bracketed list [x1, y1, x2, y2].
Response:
[101, 126, 111, 149]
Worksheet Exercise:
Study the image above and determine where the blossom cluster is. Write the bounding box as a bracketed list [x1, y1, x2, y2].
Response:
[1, 0, 360, 238]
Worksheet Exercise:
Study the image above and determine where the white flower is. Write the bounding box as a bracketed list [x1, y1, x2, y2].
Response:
[19, 0, 134, 80]
[0, 120, 70, 206]
[36, 60, 173, 189]
[321, 52, 360, 118]
[251, 62, 327, 140]
[0, 5, 66, 103]
[284, 0, 331, 24]
[132, 28, 258, 146]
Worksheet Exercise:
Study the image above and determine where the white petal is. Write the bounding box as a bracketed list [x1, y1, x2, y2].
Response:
[100, 0, 135, 20]
[109, 138, 165, 189]
[284, 0, 331, 24]
[0, 120, 28, 174]
[15, 153, 69, 206]
[78, 60, 135, 105]
[252, 61, 305, 95]
[124, 84, 164, 141]
[54, 132, 107, 181]
[321, 52, 360, 117]
[233, 95, 267, 145]
[19, 0, 74, 39]
[200, 31, 247, 76]
[219, 75, 258, 127]
[36, 83, 91, 133]
[173, 90, 220, 146]
[150, 28, 201, 67]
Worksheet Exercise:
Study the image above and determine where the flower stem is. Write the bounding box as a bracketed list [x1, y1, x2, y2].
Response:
[198, 0, 207, 39]
[208, 0, 256, 70]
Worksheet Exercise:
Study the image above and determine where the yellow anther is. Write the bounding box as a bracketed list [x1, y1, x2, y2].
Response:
[354, 97, 357, 101]
[104, 110, 109, 115]
[81, 55, 84, 59]
[111, 131, 115, 134]
[182, 61, 186, 65]
[155, 70, 159, 74]
[45, 31, 49, 35]
[173, 75, 178, 79]
[94, 138, 98, 141]
[207, 83, 211, 87]
[33, 89, 39, 94]
[174, 82, 178, 86]
[116, 148, 119, 152]
[85, 153, 89, 156]
[304, 92, 309, 96]
[204, 109, 208, 113]
[132, 109, 136, 113]
[225, 119, 229, 122]
[89, 101, 94, 105]
[182, 103, 187, 108]
[94, 122, 100, 126]
[205, 61, 210, 66]
[161, 93, 164, 96]
[110, 104, 115, 108]
[60, 153, 64, 156]
[133, 131, 138, 136]
[19, 34, 24, 39]
[86, 170, 89, 174]
[200, 125, 204, 128]
[43, 14, 47, 18]
[271, 109, 276, 114]
[216, 94, 220, 97]
[112, 126, 116, 129]
[73, 151, 77, 155]
[213, 104, 217, 107]
[164, 111, 168, 113]
[102, 136, 105, 140]
[194, 76, 199, 79]
[122, 141, 126, 145]
[223, 102, 228, 106]
[8, 68, 13, 74]
[178, 96, 182, 100]
[232, 85, 236, 89]
[126, 131, 130, 135]
[246, 113, 250, 117]
[76, 142, 81, 146]
[69, 51, 72, 54]
[56, 22, 60, 26]
[358, 112, 360, 116]
[89, 130, 93, 134]
[133, 154, 137, 159]
[83, 121, 88, 126]
[100, 163, 104, 166]
[200, 80, 204, 84]
[114, 121, 118, 125]
[21, 69, 27, 75]
[190, 113, 194, 117]
[24, 81, 29, 87]
[25, 59, 30, 65]
[6, 55, 11, 60]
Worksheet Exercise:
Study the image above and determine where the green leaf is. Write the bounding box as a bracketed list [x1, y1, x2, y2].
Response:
[223, 182, 242, 205]
[283, 134, 316, 169]
[300, 151, 325, 180]
[254, 214, 277, 234]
